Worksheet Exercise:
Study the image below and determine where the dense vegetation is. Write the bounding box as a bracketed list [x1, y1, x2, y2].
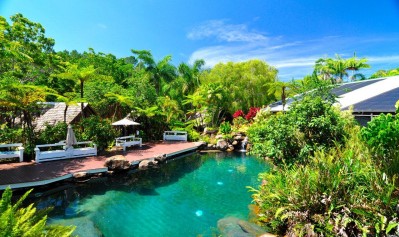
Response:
[0, 14, 284, 158]
[248, 91, 399, 236]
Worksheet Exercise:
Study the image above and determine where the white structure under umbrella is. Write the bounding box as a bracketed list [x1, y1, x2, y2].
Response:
[112, 117, 140, 136]
[66, 124, 77, 149]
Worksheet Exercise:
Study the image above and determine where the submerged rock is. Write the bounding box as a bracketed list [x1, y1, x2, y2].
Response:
[104, 155, 130, 170]
[217, 217, 274, 237]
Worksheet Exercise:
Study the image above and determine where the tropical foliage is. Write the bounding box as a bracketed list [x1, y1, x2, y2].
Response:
[248, 95, 351, 165]
[0, 187, 76, 237]
[314, 54, 370, 83]
[251, 129, 399, 236]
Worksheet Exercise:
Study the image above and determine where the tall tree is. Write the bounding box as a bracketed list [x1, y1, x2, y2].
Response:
[131, 49, 177, 95]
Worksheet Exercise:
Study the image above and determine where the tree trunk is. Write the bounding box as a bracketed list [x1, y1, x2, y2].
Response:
[64, 105, 68, 123]
[80, 81, 85, 118]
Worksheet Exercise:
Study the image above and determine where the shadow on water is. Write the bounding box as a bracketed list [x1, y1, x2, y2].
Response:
[30, 152, 205, 217]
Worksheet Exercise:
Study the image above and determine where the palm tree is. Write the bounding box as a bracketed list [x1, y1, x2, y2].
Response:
[266, 81, 293, 111]
[346, 53, 370, 81]
[131, 50, 177, 96]
[178, 59, 205, 95]
[105, 92, 134, 121]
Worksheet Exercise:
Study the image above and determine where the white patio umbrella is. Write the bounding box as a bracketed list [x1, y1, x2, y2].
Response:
[66, 124, 77, 148]
[111, 117, 140, 126]
[112, 117, 140, 136]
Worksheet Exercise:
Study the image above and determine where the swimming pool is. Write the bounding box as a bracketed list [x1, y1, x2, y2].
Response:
[36, 152, 269, 236]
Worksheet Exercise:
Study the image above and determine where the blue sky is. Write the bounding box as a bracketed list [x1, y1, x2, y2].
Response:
[1, 0, 399, 80]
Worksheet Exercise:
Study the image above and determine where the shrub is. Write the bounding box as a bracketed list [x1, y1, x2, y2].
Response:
[0, 187, 76, 236]
[289, 97, 346, 148]
[248, 96, 352, 165]
[248, 113, 302, 164]
[250, 131, 399, 236]
[360, 113, 399, 177]
[360, 113, 399, 159]
[219, 121, 232, 135]
[76, 116, 118, 151]
[37, 122, 68, 144]
[0, 125, 23, 144]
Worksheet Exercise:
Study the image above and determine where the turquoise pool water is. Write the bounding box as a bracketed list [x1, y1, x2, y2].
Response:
[37, 152, 269, 236]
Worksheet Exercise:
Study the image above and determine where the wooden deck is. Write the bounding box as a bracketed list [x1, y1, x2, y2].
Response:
[0, 141, 201, 190]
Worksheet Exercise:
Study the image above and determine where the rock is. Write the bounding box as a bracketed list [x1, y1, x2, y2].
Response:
[154, 154, 167, 163]
[215, 134, 224, 139]
[138, 159, 158, 170]
[207, 144, 216, 149]
[234, 135, 244, 141]
[216, 139, 229, 151]
[238, 220, 273, 236]
[105, 155, 131, 170]
[203, 127, 218, 135]
[218, 217, 273, 237]
[73, 172, 87, 179]
[227, 145, 235, 152]
[232, 140, 238, 146]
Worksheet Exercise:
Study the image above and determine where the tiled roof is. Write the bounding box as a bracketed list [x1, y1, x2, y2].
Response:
[34, 103, 93, 131]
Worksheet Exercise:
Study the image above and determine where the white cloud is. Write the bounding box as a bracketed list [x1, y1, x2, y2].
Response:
[188, 31, 399, 80]
[187, 20, 267, 43]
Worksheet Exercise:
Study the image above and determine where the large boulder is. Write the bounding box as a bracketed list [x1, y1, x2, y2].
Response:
[154, 154, 167, 163]
[104, 155, 131, 170]
[138, 159, 158, 170]
[217, 217, 274, 237]
[216, 139, 229, 151]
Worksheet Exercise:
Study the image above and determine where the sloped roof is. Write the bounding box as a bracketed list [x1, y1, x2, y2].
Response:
[269, 76, 399, 113]
[35, 103, 95, 131]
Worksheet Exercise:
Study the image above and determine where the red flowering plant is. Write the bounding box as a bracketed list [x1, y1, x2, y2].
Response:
[232, 109, 247, 127]
[245, 107, 260, 121]
[233, 109, 245, 118]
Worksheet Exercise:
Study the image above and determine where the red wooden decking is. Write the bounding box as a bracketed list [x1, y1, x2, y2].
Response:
[0, 142, 201, 190]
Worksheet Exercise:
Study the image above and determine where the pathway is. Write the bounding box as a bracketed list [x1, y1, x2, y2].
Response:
[0, 141, 201, 190]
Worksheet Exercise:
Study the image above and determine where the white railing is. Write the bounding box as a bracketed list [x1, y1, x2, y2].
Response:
[115, 136, 142, 151]
[0, 143, 24, 162]
[34, 141, 97, 163]
[163, 131, 187, 141]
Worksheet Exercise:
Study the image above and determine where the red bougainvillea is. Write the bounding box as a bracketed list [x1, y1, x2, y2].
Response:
[233, 109, 245, 118]
[245, 107, 260, 120]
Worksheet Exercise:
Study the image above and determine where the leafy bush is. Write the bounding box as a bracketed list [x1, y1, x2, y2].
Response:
[360, 113, 399, 177]
[289, 97, 346, 148]
[250, 131, 399, 236]
[248, 113, 302, 164]
[37, 122, 68, 144]
[0, 125, 23, 144]
[0, 187, 76, 236]
[361, 113, 399, 158]
[75, 116, 118, 151]
[219, 121, 232, 135]
[248, 96, 352, 165]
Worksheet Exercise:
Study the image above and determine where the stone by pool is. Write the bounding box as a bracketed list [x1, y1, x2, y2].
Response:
[34, 152, 269, 236]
